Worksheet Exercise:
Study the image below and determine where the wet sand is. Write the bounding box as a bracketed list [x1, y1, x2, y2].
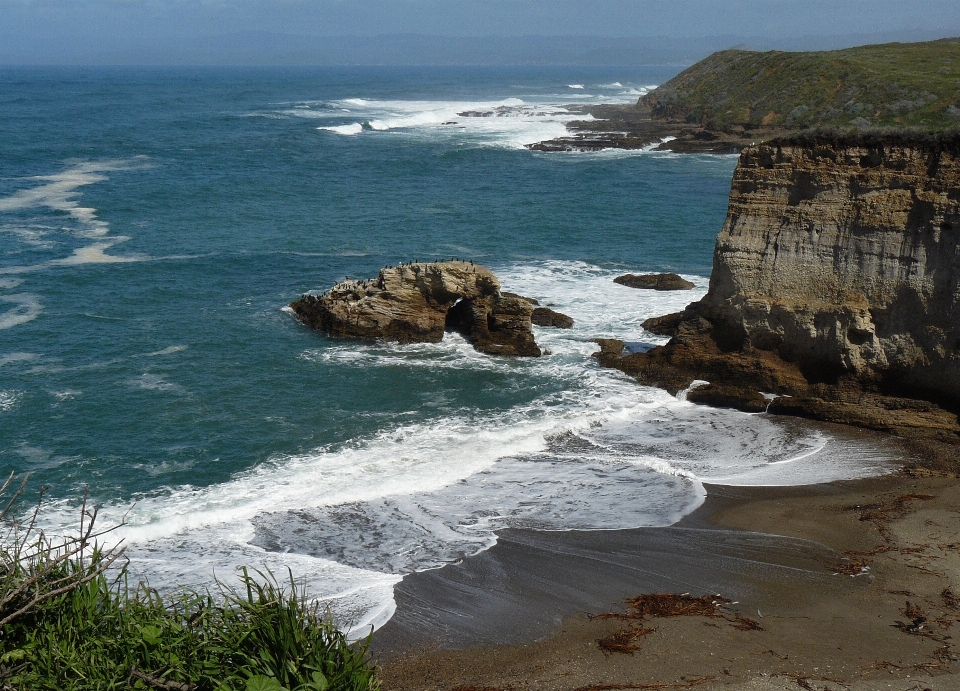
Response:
[374, 474, 960, 690]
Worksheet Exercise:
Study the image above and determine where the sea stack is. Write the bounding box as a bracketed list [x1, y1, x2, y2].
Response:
[291, 261, 541, 357]
[614, 273, 695, 290]
[599, 132, 960, 449]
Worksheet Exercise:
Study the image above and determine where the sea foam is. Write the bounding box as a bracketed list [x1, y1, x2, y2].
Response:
[319, 123, 364, 136]
[0, 294, 42, 331]
[0, 160, 150, 276]
[300, 96, 592, 149]
[0, 390, 22, 411]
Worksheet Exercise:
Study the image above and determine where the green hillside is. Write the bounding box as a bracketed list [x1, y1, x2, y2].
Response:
[639, 38, 960, 132]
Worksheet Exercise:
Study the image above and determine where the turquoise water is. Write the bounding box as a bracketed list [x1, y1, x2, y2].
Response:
[0, 67, 894, 630]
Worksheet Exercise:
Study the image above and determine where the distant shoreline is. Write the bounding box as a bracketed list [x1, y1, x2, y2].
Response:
[527, 102, 763, 154]
[530, 37, 960, 155]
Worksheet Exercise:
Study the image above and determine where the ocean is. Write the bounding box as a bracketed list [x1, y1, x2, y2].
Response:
[0, 66, 895, 634]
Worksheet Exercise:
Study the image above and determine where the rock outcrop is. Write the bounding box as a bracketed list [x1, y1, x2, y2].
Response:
[531, 307, 574, 329]
[291, 261, 541, 357]
[600, 134, 960, 467]
[641, 312, 685, 336]
[614, 273, 695, 291]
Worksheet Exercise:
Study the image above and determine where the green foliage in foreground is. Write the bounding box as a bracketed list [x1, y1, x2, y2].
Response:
[640, 37, 960, 131]
[0, 478, 378, 691]
[2, 568, 377, 691]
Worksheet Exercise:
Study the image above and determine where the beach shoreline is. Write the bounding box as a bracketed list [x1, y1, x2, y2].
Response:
[374, 470, 960, 690]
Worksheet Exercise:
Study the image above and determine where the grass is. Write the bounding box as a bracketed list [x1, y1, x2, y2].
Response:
[0, 475, 378, 691]
[640, 37, 960, 131]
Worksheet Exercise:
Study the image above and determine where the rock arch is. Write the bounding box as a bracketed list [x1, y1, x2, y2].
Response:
[290, 261, 541, 357]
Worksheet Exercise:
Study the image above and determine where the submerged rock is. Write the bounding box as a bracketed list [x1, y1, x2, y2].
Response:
[614, 273, 695, 290]
[290, 261, 541, 357]
[531, 307, 574, 329]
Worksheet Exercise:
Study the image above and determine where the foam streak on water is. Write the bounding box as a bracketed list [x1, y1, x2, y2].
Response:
[0, 160, 150, 278]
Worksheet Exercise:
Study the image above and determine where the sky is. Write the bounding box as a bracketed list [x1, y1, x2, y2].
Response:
[2, 0, 960, 65]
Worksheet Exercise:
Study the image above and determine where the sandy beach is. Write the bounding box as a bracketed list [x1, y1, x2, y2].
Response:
[374, 456, 960, 690]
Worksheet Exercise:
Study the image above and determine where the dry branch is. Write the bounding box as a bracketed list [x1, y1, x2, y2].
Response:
[129, 666, 195, 691]
[0, 474, 127, 627]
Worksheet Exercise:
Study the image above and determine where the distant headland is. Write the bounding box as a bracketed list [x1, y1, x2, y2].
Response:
[530, 37, 960, 153]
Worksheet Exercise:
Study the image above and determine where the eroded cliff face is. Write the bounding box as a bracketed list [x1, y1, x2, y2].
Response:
[599, 138, 960, 458]
[704, 142, 960, 400]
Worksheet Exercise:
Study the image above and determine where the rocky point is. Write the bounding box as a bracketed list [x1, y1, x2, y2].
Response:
[291, 261, 542, 357]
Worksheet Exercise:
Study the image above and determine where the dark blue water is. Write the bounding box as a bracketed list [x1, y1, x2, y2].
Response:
[0, 67, 893, 630]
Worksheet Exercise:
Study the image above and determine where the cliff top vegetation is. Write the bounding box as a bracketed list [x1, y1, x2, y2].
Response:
[769, 126, 960, 152]
[639, 38, 960, 133]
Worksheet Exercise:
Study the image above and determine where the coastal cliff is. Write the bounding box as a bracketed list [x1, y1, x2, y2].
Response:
[598, 133, 960, 465]
[530, 38, 960, 154]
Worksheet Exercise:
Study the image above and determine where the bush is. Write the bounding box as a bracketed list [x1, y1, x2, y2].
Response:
[0, 475, 379, 691]
[769, 126, 960, 152]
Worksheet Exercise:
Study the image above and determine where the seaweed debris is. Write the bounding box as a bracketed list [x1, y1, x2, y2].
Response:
[597, 626, 657, 656]
[592, 593, 731, 621]
[856, 494, 936, 522]
[844, 493, 936, 541]
[573, 679, 713, 691]
[943, 588, 960, 610]
[591, 593, 761, 656]
[832, 556, 871, 576]
[729, 615, 765, 631]
[892, 601, 943, 639]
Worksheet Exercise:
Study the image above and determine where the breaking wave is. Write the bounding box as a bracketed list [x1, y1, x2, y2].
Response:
[271, 79, 656, 149]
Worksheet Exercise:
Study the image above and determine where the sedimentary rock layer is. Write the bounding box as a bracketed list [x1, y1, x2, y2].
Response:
[291, 261, 541, 357]
[598, 135, 960, 463]
[706, 138, 960, 400]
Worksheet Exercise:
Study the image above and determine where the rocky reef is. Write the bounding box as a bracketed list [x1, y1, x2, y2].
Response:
[526, 104, 752, 154]
[290, 261, 542, 357]
[614, 273, 694, 291]
[598, 133, 960, 468]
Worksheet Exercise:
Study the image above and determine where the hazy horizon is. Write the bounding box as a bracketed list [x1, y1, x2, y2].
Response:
[2, 0, 959, 66]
